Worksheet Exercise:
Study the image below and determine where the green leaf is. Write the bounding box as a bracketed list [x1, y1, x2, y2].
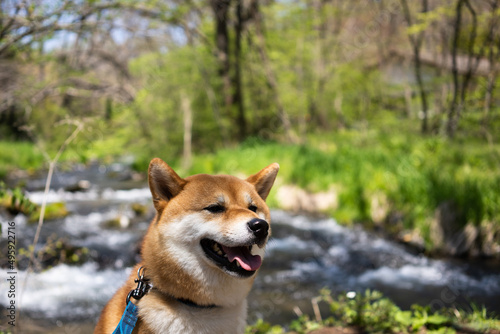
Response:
[412, 317, 428, 331]
[426, 314, 450, 326]
[427, 328, 456, 334]
[395, 310, 413, 326]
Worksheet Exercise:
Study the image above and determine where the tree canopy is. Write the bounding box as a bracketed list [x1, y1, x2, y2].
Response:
[1, 0, 499, 165]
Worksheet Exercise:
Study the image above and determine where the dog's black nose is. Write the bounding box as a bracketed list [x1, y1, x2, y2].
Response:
[248, 218, 269, 239]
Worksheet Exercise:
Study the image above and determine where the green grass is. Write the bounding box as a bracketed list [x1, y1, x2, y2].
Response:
[246, 289, 500, 333]
[0, 141, 45, 178]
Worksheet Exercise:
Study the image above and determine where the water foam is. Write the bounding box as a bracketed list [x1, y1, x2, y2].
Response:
[28, 188, 100, 204]
[28, 187, 151, 205]
[0, 263, 131, 319]
[269, 210, 500, 297]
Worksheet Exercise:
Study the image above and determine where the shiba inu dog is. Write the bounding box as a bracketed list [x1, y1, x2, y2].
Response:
[94, 158, 279, 333]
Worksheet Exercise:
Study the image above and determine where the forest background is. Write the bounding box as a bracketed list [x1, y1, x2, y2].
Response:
[1, 0, 500, 265]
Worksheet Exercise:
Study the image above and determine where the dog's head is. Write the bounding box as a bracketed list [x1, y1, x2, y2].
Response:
[142, 158, 279, 305]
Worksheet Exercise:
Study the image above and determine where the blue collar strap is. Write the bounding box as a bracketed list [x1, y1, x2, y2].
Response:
[112, 301, 138, 334]
[113, 267, 151, 334]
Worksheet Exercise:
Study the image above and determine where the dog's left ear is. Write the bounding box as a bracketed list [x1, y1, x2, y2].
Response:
[246, 163, 280, 201]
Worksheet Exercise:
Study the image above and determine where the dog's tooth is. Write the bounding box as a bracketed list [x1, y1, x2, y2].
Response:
[217, 250, 223, 256]
[236, 261, 241, 268]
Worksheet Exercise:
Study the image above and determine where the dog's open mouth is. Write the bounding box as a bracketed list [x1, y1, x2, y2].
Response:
[200, 238, 262, 277]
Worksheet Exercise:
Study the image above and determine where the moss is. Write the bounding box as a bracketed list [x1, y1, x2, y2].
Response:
[103, 215, 130, 229]
[131, 203, 148, 216]
[29, 202, 69, 223]
[16, 235, 90, 269]
[0, 182, 37, 216]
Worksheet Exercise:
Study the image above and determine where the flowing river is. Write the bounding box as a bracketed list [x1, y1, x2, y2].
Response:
[1, 163, 499, 333]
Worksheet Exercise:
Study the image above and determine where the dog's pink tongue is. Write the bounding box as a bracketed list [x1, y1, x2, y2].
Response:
[222, 246, 262, 271]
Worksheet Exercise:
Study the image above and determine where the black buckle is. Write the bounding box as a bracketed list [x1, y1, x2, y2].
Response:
[126, 266, 152, 304]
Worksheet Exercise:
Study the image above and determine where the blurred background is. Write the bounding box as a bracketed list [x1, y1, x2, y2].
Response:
[1, 0, 500, 333]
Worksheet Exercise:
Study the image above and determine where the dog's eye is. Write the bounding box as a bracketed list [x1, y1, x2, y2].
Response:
[204, 204, 225, 214]
[248, 205, 258, 213]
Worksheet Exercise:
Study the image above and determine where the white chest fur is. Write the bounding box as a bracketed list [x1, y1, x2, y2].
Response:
[138, 295, 248, 334]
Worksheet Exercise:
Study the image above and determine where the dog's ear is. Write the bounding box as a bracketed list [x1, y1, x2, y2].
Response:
[246, 163, 280, 201]
[148, 158, 186, 211]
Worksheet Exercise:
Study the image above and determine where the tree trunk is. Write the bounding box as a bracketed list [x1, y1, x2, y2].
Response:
[334, 93, 346, 129]
[296, 34, 307, 142]
[446, 0, 481, 138]
[400, 0, 429, 134]
[105, 97, 113, 121]
[404, 84, 413, 118]
[481, 0, 500, 142]
[181, 92, 193, 170]
[311, 0, 329, 130]
[182, 20, 230, 146]
[210, 0, 232, 121]
[250, 0, 294, 142]
[446, 0, 464, 138]
[414, 43, 429, 133]
[233, 0, 247, 140]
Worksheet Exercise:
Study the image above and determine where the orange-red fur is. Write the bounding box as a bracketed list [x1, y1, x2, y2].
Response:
[94, 159, 279, 333]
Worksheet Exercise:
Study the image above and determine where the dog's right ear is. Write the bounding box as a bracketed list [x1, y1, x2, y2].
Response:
[148, 158, 186, 212]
